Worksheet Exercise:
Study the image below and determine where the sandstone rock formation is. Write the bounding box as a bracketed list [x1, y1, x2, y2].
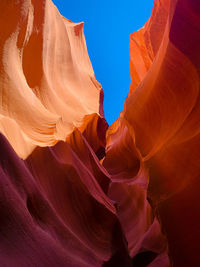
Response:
[0, 0, 199, 266]
[110, 0, 200, 265]
[0, 0, 103, 159]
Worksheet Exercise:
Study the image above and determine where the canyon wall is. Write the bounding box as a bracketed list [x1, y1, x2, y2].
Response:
[0, 0, 200, 266]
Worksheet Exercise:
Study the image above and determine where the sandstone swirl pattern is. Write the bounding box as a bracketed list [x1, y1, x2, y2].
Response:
[0, 0, 199, 266]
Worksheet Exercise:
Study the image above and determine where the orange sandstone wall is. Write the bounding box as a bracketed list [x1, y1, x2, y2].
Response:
[105, 0, 200, 265]
[1, 0, 200, 266]
[0, 0, 103, 159]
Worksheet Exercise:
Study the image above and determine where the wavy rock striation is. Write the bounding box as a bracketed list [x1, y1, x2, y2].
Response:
[110, 0, 200, 265]
[0, 0, 103, 159]
[0, 0, 199, 266]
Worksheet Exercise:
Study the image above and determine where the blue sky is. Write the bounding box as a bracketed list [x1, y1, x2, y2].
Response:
[53, 0, 154, 125]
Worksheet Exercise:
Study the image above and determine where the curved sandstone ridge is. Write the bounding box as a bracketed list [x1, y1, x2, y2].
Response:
[0, 0, 199, 266]
[107, 0, 200, 265]
[0, 0, 103, 159]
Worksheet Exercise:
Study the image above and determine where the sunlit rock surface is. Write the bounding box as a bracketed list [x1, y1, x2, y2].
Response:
[0, 0, 199, 266]
[0, 0, 103, 159]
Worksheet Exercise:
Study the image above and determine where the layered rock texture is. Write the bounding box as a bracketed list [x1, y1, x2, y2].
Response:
[0, 0, 199, 266]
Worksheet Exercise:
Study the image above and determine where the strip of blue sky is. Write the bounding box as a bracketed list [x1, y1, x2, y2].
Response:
[53, 0, 154, 125]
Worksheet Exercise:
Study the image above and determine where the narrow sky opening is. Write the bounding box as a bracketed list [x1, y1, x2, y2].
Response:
[53, 0, 154, 125]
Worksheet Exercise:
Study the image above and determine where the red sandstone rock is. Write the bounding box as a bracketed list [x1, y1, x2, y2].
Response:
[1, 0, 200, 266]
[109, 0, 200, 265]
